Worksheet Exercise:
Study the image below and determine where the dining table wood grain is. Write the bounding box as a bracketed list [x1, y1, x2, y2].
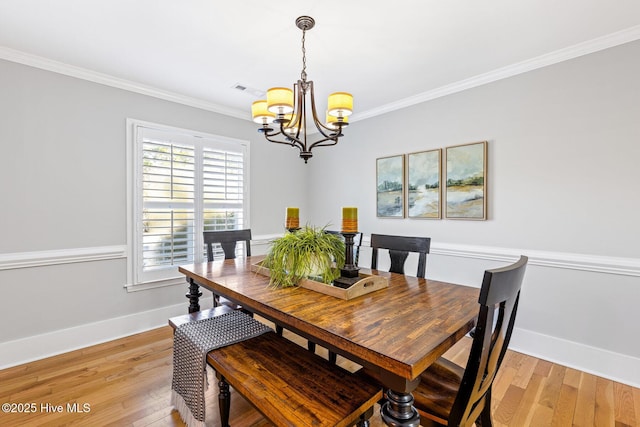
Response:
[178, 255, 479, 427]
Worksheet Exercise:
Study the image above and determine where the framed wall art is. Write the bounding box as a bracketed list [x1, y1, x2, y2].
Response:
[376, 155, 405, 218]
[407, 149, 441, 219]
[445, 141, 487, 220]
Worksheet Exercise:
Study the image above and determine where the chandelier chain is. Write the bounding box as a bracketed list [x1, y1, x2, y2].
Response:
[301, 28, 307, 82]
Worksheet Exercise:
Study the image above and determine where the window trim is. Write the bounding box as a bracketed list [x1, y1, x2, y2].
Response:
[125, 118, 250, 291]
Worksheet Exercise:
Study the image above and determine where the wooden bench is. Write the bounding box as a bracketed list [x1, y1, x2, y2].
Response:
[169, 309, 382, 427]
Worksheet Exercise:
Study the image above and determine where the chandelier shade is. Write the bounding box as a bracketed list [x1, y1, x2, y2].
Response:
[327, 92, 354, 117]
[266, 87, 294, 115]
[251, 16, 353, 163]
[251, 100, 275, 124]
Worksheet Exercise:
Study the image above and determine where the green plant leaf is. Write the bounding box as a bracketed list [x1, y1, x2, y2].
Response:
[263, 225, 345, 288]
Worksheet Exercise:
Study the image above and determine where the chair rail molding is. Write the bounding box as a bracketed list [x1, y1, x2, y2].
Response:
[430, 242, 640, 277]
[0, 234, 281, 273]
[359, 236, 640, 277]
[3, 238, 636, 278]
[0, 245, 128, 271]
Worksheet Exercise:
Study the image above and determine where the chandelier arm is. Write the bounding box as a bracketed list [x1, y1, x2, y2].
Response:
[264, 135, 294, 146]
[278, 118, 304, 147]
[307, 80, 345, 138]
[314, 120, 342, 137]
[283, 79, 342, 150]
[293, 81, 306, 143]
[262, 129, 301, 149]
[308, 137, 339, 150]
[272, 126, 304, 145]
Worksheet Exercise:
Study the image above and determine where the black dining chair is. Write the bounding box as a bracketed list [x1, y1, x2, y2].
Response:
[370, 233, 431, 278]
[203, 229, 252, 308]
[204, 229, 252, 261]
[383, 256, 529, 426]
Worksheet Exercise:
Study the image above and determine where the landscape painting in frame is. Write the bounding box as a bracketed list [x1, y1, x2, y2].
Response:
[445, 141, 487, 220]
[376, 155, 405, 218]
[408, 149, 441, 219]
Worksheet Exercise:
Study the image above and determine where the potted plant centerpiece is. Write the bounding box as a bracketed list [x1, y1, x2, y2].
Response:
[262, 226, 346, 288]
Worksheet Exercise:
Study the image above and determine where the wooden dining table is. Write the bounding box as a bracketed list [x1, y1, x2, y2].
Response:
[179, 255, 479, 427]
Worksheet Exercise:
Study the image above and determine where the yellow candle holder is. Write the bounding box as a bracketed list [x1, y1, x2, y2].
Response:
[341, 207, 358, 233]
[285, 207, 300, 231]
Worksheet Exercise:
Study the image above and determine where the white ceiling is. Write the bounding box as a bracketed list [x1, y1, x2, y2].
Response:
[1, 0, 640, 121]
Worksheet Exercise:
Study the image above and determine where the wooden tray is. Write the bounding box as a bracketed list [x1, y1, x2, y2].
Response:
[251, 262, 388, 300]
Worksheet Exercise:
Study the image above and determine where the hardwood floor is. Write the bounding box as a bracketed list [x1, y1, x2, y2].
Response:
[1, 322, 638, 427]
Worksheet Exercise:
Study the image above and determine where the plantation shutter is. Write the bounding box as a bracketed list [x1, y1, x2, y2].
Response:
[142, 139, 196, 271]
[135, 124, 247, 285]
[201, 147, 246, 259]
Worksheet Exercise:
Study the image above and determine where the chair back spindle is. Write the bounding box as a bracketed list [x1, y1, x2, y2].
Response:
[202, 229, 252, 309]
[370, 234, 431, 278]
[204, 229, 252, 261]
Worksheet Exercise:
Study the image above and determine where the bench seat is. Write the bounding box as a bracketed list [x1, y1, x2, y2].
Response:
[169, 308, 381, 426]
[208, 331, 381, 427]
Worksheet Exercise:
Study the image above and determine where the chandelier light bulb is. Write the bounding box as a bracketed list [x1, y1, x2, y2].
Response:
[326, 112, 349, 129]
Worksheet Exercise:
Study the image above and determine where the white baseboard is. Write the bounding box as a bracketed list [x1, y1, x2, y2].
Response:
[0, 301, 209, 370]
[510, 327, 640, 388]
[3, 303, 638, 389]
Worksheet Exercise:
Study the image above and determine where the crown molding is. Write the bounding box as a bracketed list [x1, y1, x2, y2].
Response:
[352, 24, 640, 122]
[3, 24, 640, 123]
[0, 46, 250, 121]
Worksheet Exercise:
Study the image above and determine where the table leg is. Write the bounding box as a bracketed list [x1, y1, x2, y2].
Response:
[218, 376, 231, 427]
[186, 278, 202, 313]
[380, 389, 421, 427]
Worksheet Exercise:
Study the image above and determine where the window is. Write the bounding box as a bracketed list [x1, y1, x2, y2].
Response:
[126, 120, 249, 289]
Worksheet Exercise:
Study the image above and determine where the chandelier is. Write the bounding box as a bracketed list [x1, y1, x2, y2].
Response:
[251, 16, 353, 163]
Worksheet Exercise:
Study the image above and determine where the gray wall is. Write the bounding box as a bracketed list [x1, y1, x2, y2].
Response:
[1, 40, 639, 386]
[307, 40, 640, 385]
[0, 58, 308, 353]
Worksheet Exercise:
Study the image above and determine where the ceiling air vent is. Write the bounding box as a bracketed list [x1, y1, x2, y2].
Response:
[232, 83, 265, 98]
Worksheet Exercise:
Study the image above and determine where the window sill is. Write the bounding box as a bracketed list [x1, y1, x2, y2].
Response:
[124, 276, 186, 292]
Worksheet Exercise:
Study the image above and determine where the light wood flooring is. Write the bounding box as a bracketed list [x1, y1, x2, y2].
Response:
[1, 321, 638, 427]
